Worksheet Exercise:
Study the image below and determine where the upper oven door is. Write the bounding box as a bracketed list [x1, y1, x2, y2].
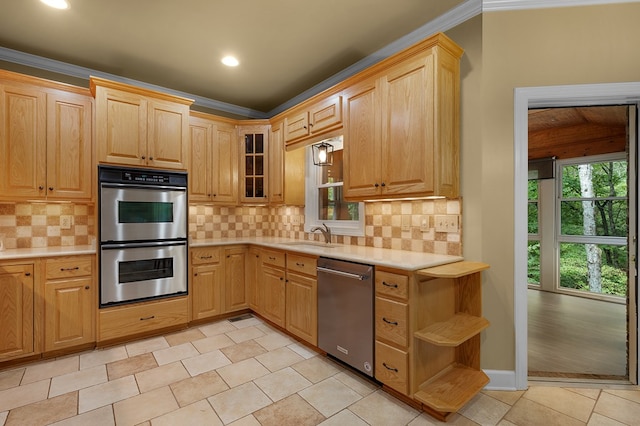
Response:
[100, 184, 187, 242]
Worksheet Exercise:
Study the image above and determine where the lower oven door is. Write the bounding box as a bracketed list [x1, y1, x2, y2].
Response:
[100, 240, 187, 306]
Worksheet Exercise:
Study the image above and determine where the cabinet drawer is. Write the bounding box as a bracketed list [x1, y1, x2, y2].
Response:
[286, 253, 317, 277]
[46, 256, 93, 279]
[191, 247, 221, 265]
[375, 271, 409, 301]
[98, 297, 188, 342]
[262, 249, 285, 268]
[375, 341, 409, 395]
[375, 297, 409, 347]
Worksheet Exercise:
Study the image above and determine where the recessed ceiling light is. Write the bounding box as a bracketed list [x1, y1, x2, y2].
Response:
[221, 56, 239, 67]
[40, 0, 70, 9]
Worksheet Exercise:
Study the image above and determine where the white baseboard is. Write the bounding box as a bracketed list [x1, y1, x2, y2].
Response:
[484, 370, 521, 391]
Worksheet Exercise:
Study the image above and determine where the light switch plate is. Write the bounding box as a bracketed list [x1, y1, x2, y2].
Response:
[60, 215, 72, 230]
[434, 215, 459, 232]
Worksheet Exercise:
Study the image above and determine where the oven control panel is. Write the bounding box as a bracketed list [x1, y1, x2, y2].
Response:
[98, 165, 187, 188]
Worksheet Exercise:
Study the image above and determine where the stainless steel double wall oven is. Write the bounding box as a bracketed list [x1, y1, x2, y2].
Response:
[99, 165, 188, 307]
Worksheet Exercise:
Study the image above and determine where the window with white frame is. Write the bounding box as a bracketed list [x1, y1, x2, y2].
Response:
[304, 136, 364, 236]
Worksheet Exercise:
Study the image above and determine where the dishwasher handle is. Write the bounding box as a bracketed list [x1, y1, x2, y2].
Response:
[317, 266, 369, 281]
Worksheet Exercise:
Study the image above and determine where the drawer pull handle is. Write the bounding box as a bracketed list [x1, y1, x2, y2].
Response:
[200, 255, 213, 259]
[60, 267, 80, 271]
[296, 262, 304, 267]
[382, 281, 398, 288]
[269, 256, 276, 260]
[383, 363, 399, 373]
[383, 318, 398, 326]
[140, 315, 155, 321]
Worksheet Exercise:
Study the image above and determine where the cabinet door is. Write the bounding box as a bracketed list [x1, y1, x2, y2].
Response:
[211, 123, 238, 204]
[283, 111, 309, 143]
[247, 247, 261, 313]
[261, 265, 285, 327]
[380, 54, 435, 196]
[0, 264, 35, 360]
[191, 263, 223, 320]
[95, 86, 147, 167]
[269, 122, 284, 204]
[0, 83, 47, 198]
[224, 247, 248, 312]
[44, 277, 94, 351]
[147, 99, 189, 170]
[285, 272, 317, 345]
[188, 116, 213, 202]
[309, 95, 342, 135]
[343, 78, 381, 199]
[239, 125, 269, 203]
[46, 90, 93, 200]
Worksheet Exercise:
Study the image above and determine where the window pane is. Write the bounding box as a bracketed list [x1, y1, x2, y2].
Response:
[245, 177, 253, 197]
[318, 186, 358, 221]
[561, 161, 627, 198]
[527, 240, 540, 286]
[320, 150, 343, 184]
[255, 177, 264, 197]
[528, 202, 538, 234]
[559, 242, 627, 297]
[528, 180, 538, 200]
[255, 156, 264, 175]
[255, 134, 264, 153]
[245, 135, 254, 154]
[245, 156, 254, 175]
[560, 200, 628, 236]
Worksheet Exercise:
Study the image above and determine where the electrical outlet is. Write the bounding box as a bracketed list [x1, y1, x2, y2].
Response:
[291, 215, 300, 226]
[420, 216, 429, 232]
[401, 215, 411, 232]
[434, 215, 459, 232]
[60, 215, 72, 230]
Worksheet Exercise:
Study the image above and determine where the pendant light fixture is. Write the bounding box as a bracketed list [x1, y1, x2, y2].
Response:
[312, 141, 334, 166]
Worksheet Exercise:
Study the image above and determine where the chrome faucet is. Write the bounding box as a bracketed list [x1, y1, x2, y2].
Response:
[310, 223, 332, 244]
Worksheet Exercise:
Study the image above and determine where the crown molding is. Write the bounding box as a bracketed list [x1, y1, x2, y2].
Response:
[483, 0, 640, 12]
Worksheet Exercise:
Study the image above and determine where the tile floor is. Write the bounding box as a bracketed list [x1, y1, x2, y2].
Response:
[1, 315, 640, 426]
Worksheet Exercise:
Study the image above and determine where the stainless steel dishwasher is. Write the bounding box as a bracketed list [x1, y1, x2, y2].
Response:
[317, 257, 374, 377]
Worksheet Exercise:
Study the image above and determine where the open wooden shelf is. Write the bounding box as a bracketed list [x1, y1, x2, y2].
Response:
[417, 261, 490, 279]
[414, 364, 490, 413]
[414, 313, 489, 347]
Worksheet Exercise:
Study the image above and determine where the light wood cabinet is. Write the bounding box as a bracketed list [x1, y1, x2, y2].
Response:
[285, 252, 317, 345]
[238, 123, 269, 203]
[343, 33, 462, 200]
[189, 112, 238, 204]
[224, 246, 248, 312]
[0, 263, 36, 361]
[283, 94, 343, 145]
[247, 247, 262, 313]
[260, 249, 286, 327]
[269, 121, 285, 204]
[191, 247, 223, 321]
[44, 256, 95, 352]
[91, 76, 192, 170]
[0, 72, 93, 201]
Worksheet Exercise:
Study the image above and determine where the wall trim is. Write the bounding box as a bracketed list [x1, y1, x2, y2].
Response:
[484, 0, 640, 12]
[485, 369, 518, 391]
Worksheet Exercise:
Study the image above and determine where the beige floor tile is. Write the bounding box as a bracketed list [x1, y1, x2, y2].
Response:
[481, 389, 525, 406]
[0, 368, 24, 391]
[497, 420, 518, 426]
[319, 409, 369, 426]
[458, 392, 511, 426]
[567, 387, 602, 400]
[152, 342, 199, 365]
[587, 412, 627, 425]
[504, 398, 585, 426]
[5, 391, 77, 426]
[594, 391, 640, 425]
[49, 365, 108, 398]
[79, 346, 128, 370]
[21, 356, 79, 385]
[164, 328, 206, 346]
[229, 415, 261, 426]
[0, 379, 50, 412]
[299, 377, 363, 417]
[217, 357, 270, 388]
[49, 405, 115, 426]
[254, 393, 325, 426]
[288, 342, 320, 359]
[198, 320, 237, 337]
[220, 340, 268, 362]
[292, 356, 343, 383]
[208, 381, 272, 424]
[181, 349, 232, 376]
[170, 370, 229, 407]
[254, 367, 312, 401]
[255, 346, 305, 372]
[254, 331, 296, 351]
[113, 386, 178, 426]
[226, 325, 266, 343]
[107, 352, 158, 380]
[150, 399, 222, 426]
[333, 370, 379, 397]
[125, 336, 169, 357]
[230, 316, 263, 329]
[78, 374, 139, 414]
[603, 388, 640, 404]
[0, 412, 8, 425]
[135, 361, 190, 393]
[349, 390, 420, 426]
[524, 385, 596, 422]
[192, 333, 236, 353]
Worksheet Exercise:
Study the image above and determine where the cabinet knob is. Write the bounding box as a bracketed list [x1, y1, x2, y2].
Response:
[296, 262, 304, 267]
[149, 157, 154, 161]
[309, 123, 313, 127]
[381, 182, 386, 187]
[25, 272, 31, 276]
[39, 186, 44, 190]
[213, 194, 217, 197]
[374, 183, 379, 188]
[49, 187, 54, 191]
[141, 156, 146, 160]
[85, 286, 90, 290]
[194, 273, 198, 276]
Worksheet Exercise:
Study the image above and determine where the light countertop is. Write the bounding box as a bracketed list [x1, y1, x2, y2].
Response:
[0, 245, 96, 260]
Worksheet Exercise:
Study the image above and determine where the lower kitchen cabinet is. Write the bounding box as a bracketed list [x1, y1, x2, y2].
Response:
[260, 249, 286, 328]
[285, 252, 317, 346]
[191, 247, 223, 321]
[224, 246, 248, 312]
[247, 246, 262, 313]
[44, 256, 95, 352]
[0, 262, 36, 361]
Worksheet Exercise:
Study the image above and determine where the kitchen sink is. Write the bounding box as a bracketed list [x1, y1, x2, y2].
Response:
[282, 241, 338, 248]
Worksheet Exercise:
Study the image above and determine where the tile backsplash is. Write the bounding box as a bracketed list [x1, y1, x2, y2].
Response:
[0, 199, 461, 256]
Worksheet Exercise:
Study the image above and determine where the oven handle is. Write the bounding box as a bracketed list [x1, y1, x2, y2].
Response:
[100, 182, 187, 192]
[101, 240, 187, 250]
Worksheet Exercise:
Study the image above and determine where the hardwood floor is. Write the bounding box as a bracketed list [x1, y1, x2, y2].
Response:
[527, 288, 627, 380]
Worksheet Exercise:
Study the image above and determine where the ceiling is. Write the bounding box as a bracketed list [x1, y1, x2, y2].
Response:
[0, 0, 466, 117]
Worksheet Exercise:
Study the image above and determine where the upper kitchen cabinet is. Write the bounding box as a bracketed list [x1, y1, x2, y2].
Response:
[90, 76, 193, 170]
[0, 71, 93, 201]
[189, 112, 238, 204]
[343, 33, 463, 200]
[238, 123, 270, 204]
[269, 121, 285, 204]
[283, 94, 343, 146]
